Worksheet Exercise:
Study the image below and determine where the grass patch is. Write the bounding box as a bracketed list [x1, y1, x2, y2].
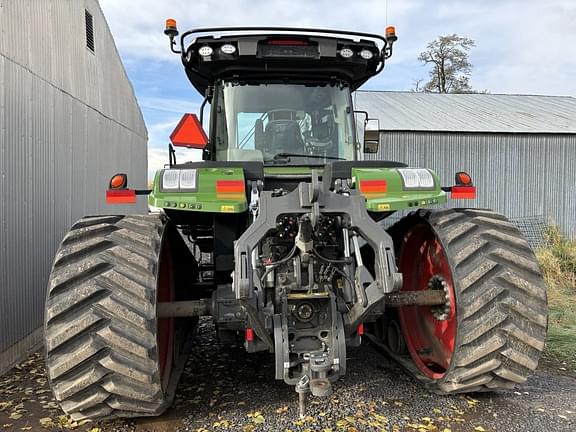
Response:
[535, 226, 576, 362]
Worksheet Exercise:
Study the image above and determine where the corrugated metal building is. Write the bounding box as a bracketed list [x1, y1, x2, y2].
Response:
[354, 91, 576, 239]
[0, 0, 148, 373]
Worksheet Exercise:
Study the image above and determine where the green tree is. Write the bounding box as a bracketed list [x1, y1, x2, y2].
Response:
[417, 34, 476, 93]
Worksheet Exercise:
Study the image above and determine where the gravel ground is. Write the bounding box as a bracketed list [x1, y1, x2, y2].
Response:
[1, 319, 575, 432]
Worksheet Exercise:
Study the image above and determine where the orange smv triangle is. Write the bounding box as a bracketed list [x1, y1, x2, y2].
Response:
[169, 113, 209, 148]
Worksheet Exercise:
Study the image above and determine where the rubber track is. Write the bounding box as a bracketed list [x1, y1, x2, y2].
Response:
[44, 215, 179, 420]
[385, 209, 548, 394]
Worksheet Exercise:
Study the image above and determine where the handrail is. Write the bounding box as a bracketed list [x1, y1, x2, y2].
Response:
[179, 26, 388, 56]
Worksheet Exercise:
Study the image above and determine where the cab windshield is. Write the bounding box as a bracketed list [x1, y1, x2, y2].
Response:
[213, 82, 356, 165]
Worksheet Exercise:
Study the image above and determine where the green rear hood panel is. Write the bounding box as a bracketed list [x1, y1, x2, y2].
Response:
[149, 167, 247, 213]
[148, 165, 447, 213]
[351, 168, 447, 212]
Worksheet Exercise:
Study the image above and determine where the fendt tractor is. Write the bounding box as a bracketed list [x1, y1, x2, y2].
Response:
[44, 22, 548, 421]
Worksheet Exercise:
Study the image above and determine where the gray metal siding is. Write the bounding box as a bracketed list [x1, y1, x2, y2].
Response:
[370, 131, 576, 238]
[0, 0, 148, 371]
[354, 91, 576, 133]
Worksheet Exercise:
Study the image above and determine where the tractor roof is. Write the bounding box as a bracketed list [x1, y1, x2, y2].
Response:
[176, 27, 394, 95]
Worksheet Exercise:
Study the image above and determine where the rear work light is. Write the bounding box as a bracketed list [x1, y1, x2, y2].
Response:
[398, 168, 435, 189]
[339, 47, 354, 58]
[360, 49, 374, 60]
[198, 45, 213, 57]
[220, 43, 236, 54]
[161, 169, 198, 191]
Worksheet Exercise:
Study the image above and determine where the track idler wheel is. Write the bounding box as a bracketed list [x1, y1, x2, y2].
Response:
[388, 209, 548, 393]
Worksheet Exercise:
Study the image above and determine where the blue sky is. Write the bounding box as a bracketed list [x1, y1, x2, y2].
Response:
[99, 0, 576, 178]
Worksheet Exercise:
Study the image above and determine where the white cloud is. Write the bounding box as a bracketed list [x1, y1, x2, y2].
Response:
[100, 0, 576, 96]
[140, 97, 200, 114]
[147, 146, 203, 180]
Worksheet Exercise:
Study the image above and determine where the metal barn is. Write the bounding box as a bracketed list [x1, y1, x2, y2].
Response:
[0, 0, 148, 373]
[354, 91, 576, 239]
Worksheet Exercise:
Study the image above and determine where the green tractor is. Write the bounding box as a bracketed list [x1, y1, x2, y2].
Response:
[44, 22, 548, 420]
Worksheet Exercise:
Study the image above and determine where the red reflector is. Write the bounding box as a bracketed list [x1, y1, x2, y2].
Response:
[216, 180, 245, 194]
[268, 39, 308, 45]
[169, 113, 209, 149]
[360, 179, 387, 194]
[357, 323, 364, 336]
[245, 328, 254, 342]
[106, 189, 136, 204]
[451, 185, 477, 199]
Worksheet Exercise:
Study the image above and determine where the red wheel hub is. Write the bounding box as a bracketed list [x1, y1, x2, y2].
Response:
[157, 241, 174, 387]
[398, 223, 456, 379]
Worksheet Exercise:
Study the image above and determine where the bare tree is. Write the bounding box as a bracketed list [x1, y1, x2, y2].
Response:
[418, 34, 476, 93]
[411, 78, 424, 93]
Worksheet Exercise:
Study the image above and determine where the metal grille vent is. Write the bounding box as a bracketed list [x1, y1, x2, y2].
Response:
[85, 10, 94, 52]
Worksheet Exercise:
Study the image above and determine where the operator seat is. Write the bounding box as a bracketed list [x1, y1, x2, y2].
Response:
[264, 120, 304, 155]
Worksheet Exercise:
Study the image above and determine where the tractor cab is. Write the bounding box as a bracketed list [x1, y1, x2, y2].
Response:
[164, 25, 397, 165]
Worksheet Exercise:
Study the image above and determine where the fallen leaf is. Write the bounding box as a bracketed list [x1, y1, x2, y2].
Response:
[0, 402, 13, 411]
[39, 417, 54, 428]
[276, 406, 288, 414]
[467, 399, 479, 407]
[8, 413, 22, 421]
[474, 427, 486, 432]
[252, 414, 265, 425]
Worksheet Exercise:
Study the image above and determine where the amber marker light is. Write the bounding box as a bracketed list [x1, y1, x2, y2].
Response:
[455, 171, 473, 186]
[164, 18, 179, 37]
[385, 26, 398, 42]
[109, 173, 127, 189]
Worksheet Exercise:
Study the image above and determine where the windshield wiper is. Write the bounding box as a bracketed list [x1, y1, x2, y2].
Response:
[271, 153, 345, 161]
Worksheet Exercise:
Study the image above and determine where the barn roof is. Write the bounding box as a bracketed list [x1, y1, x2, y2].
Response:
[353, 91, 576, 134]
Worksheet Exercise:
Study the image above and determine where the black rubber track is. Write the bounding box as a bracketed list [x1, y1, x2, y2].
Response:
[44, 214, 185, 420]
[383, 208, 548, 394]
